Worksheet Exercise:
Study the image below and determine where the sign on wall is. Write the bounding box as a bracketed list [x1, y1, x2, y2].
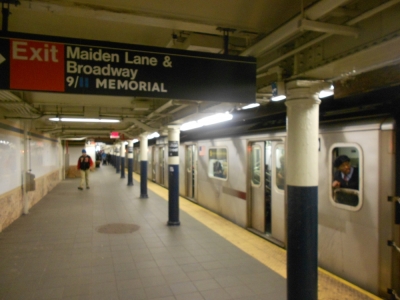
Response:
[168, 141, 178, 157]
[0, 32, 256, 103]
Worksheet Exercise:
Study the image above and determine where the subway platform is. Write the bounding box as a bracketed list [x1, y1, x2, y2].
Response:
[0, 166, 381, 300]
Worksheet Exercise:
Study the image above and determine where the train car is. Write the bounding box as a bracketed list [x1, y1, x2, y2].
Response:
[181, 119, 396, 296]
[144, 94, 399, 297]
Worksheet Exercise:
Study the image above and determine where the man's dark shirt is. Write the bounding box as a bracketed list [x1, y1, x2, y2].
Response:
[78, 155, 92, 170]
[333, 167, 359, 190]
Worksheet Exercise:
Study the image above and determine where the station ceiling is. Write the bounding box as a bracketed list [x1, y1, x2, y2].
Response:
[1, 0, 400, 143]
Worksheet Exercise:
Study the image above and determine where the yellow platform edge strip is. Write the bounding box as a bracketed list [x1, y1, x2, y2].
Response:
[134, 174, 382, 300]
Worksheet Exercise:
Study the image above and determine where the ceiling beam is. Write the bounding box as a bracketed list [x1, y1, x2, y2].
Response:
[19, 0, 250, 37]
[241, 0, 351, 57]
[299, 19, 359, 37]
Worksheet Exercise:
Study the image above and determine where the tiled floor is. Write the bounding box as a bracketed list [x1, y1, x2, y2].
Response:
[0, 166, 381, 299]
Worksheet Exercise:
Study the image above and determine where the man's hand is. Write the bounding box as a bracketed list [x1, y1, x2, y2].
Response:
[332, 180, 341, 188]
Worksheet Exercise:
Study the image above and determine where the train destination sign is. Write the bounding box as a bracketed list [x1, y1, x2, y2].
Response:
[0, 32, 256, 103]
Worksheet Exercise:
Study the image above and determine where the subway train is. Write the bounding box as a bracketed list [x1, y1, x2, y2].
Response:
[136, 88, 400, 298]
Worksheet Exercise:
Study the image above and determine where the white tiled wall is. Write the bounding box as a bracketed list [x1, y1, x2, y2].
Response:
[0, 120, 63, 208]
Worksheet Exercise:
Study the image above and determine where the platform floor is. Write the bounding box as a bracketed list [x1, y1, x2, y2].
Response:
[0, 166, 381, 300]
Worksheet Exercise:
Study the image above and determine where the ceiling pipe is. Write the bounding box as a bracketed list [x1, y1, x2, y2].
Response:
[36, 126, 62, 133]
[0, 90, 41, 117]
[241, 0, 351, 57]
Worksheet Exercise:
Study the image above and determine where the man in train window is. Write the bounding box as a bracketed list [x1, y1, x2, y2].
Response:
[332, 155, 359, 190]
[213, 160, 224, 178]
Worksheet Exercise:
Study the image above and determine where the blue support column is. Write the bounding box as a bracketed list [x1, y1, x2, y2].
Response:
[120, 142, 125, 179]
[111, 148, 115, 167]
[127, 140, 134, 186]
[140, 134, 148, 198]
[167, 126, 180, 226]
[287, 186, 318, 299]
[285, 81, 322, 300]
[140, 161, 148, 198]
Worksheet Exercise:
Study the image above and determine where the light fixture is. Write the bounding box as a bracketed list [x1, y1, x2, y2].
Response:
[242, 103, 260, 110]
[271, 81, 286, 101]
[60, 137, 87, 141]
[198, 112, 232, 126]
[49, 118, 120, 123]
[147, 132, 160, 139]
[180, 121, 203, 131]
[180, 112, 233, 131]
[318, 85, 334, 99]
[132, 139, 139, 143]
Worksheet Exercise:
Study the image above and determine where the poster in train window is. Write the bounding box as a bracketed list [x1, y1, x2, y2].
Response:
[208, 148, 228, 179]
[330, 145, 362, 211]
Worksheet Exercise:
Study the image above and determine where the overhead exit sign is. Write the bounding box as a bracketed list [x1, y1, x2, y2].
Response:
[110, 132, 120, 139]
[0, 32, 256, 103]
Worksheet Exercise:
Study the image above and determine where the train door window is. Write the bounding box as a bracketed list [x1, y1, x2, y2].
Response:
[264, 141, 272, 233]
[275, 144, 285, 190]
[329, 144, 363, 211]
[208, 148, 228, 180]
[251, 145, 261, 186]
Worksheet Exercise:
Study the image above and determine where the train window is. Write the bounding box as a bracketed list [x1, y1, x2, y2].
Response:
[251, 145, 261, 186]
[208, 148, 228, 180]
[275, 145, 285, 190]
[330, 145, 363, 211]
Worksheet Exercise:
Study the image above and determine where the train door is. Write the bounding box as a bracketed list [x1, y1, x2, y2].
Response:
[185, 144, 197, 201]
[249, 140, 285, 246]
[159, 146, 165, 186]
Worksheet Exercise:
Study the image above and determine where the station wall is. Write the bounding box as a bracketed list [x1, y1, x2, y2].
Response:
[0, 120, 62, 232]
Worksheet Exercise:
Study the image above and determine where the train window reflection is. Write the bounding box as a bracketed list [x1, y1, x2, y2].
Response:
[208, 148, 228, 179]
[330, 145, 362, 210]
[275, 145, 285, 190]
[251, 145, 261, 186]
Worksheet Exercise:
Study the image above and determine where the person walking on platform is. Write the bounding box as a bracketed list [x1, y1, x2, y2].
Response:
[77, 149, 93, 190]
[101, 151, 107, 165]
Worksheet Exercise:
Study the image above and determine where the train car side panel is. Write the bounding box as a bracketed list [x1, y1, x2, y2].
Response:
[196, 138, 248, 227]
[378, 128, 396, 296]
[318, 128, 382, 294]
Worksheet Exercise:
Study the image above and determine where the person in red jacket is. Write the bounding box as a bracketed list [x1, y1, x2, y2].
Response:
[77, 149, 94, 190]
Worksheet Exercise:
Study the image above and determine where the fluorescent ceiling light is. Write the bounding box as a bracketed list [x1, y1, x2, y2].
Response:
[271, 95, 286, 101]
[180, 121, 203, 131]
[49, 118, 120, 123]
[61, 137, 87, 141]
[242, 103, 260, 110]
[319, 85, 334, 98]
[271, 81, 286, 102]
[198, 112, 232, 126]
[180, 112, 233, 131]
[132, 139, 139, 143]
[147, 132, 160, 139]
